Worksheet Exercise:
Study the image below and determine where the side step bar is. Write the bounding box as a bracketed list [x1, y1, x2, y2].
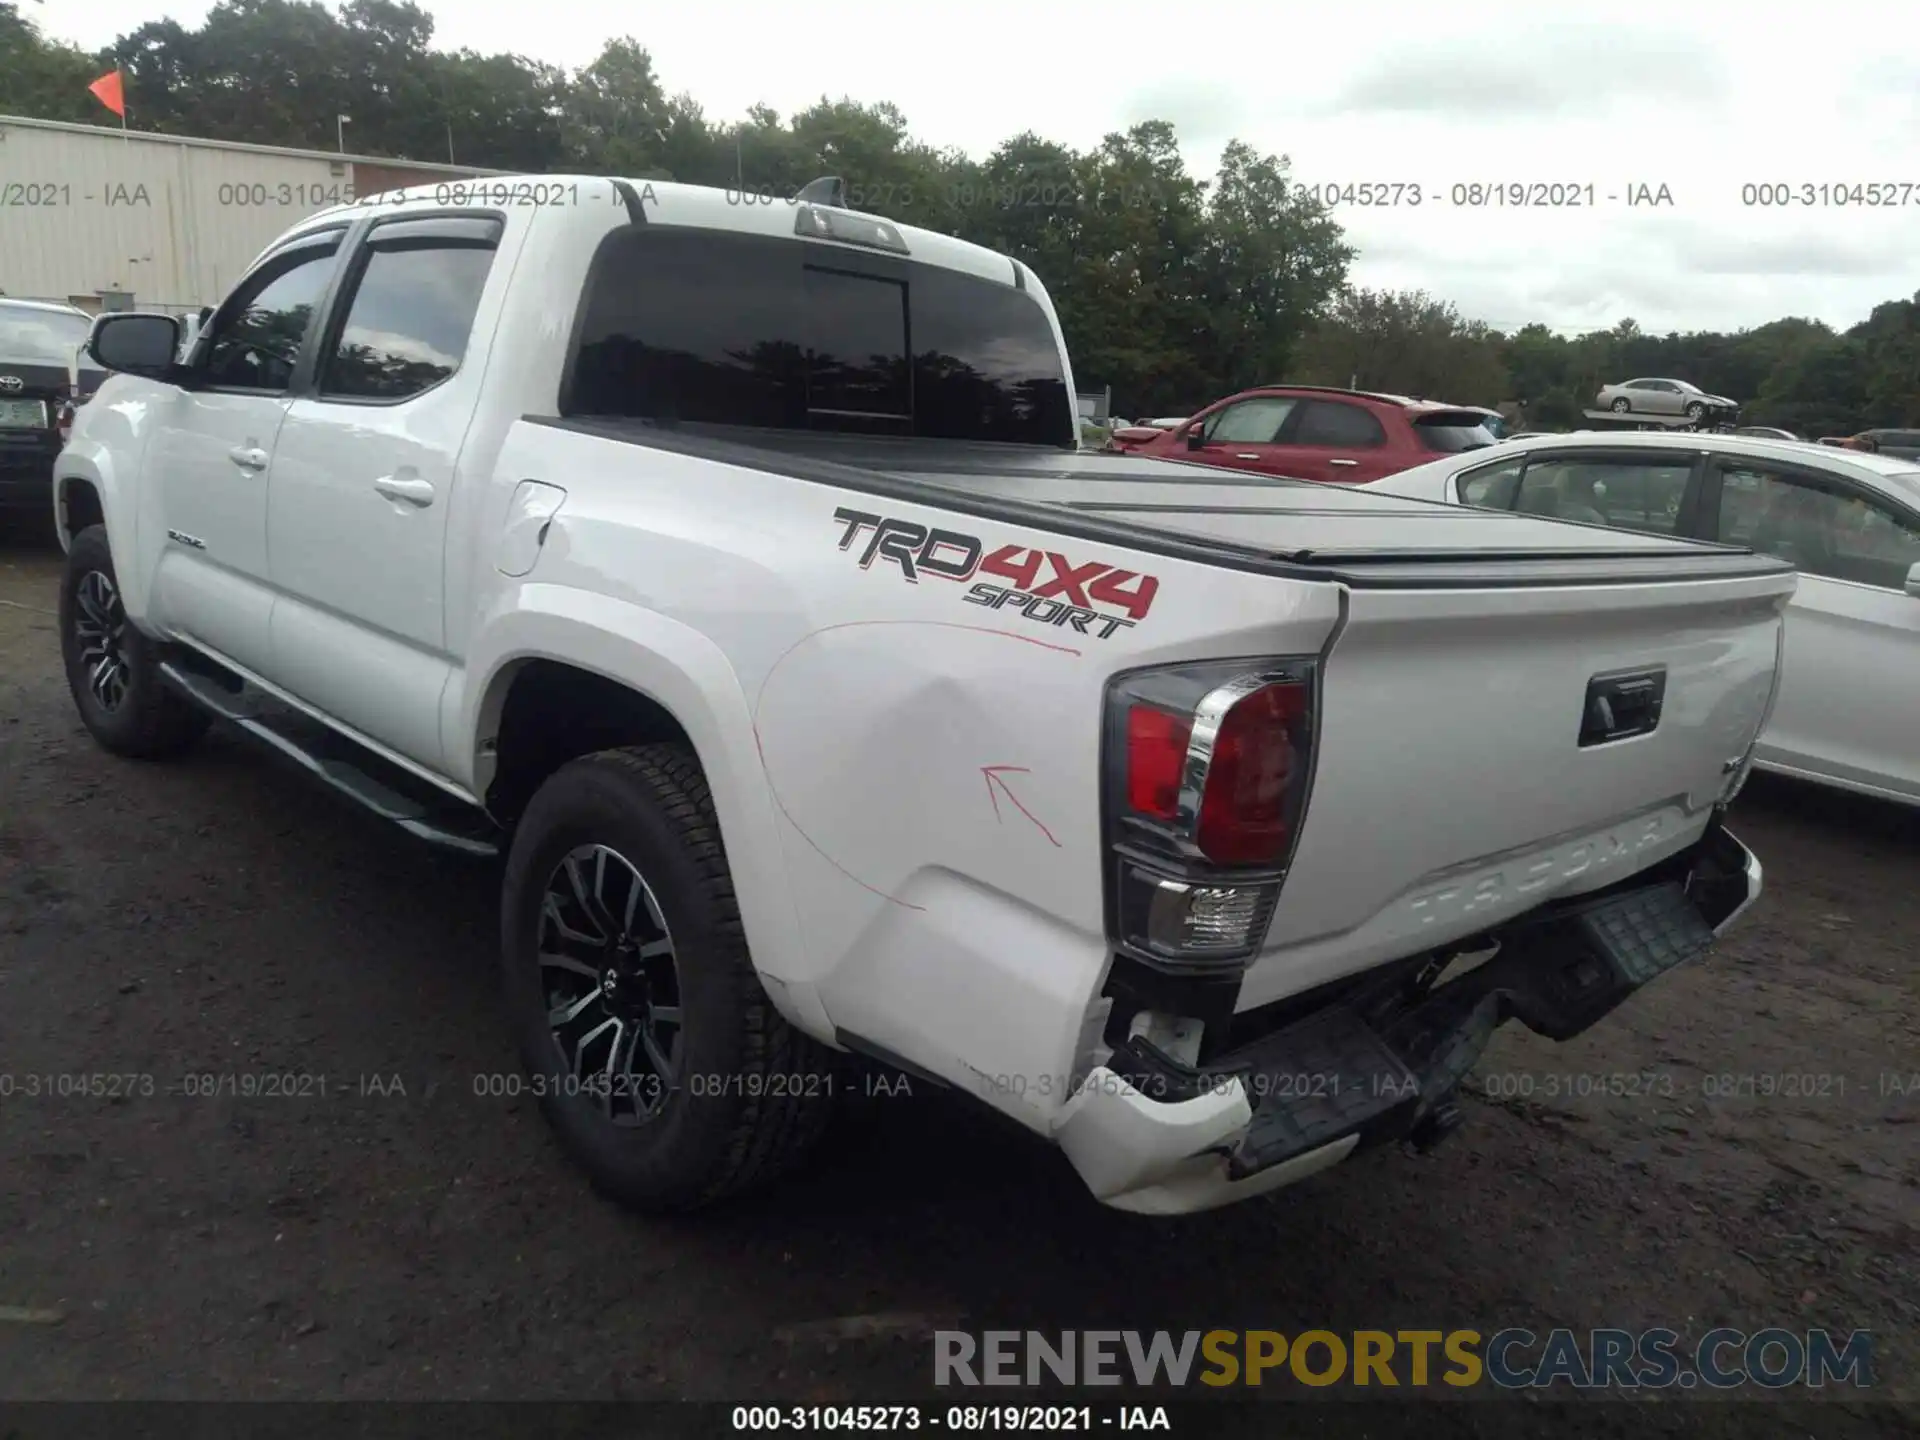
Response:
[158, 656, 501, 858]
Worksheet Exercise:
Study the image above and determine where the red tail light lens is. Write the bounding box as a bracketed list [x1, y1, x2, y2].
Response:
[1108, 663, 1317, 871]
[1195, 682, 1307, 865]
[1105, 661, 1318, 969]
[1126, 705, 1191, 819]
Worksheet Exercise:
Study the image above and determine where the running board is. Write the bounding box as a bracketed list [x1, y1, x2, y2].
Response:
[157, 656, 501, 858]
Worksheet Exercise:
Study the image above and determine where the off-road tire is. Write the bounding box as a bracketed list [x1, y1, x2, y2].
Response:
[499, 743, 832, 1211]
[59, 524, 211, 759]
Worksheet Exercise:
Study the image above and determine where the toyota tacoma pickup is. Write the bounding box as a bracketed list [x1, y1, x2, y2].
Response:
[54, 175, 1785, 1215]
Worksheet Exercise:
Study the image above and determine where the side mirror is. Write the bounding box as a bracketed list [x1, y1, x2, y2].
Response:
[87, 313, 183, 379]
[1185, 426, 1206, 451]
[1906, 562, 1920, 599]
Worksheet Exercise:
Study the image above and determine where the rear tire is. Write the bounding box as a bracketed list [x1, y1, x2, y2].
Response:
[499, 743, 832, 1211]
[59, 524, 211, 759]
[1609, 397, 1631, 413]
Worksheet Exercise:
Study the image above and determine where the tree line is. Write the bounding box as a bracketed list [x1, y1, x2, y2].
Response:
[4, 0, 1915, 433]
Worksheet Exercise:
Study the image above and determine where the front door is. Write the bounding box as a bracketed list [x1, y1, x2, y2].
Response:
[265, 215, 504, 770]
[1707, 457, 1920, 801]
[1179, 395, 1299, 477]
[142, 232, 345, 674]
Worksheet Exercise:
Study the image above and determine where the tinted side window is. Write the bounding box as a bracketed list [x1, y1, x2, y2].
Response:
[1203, 397, 1295, 444]
[204, 244, 339, 392]
[1717, 465, 1920, 587]
[1516, 457, 1690, 532]
[1457, 457, 1522, 508]
[567, 227, 1072, 446]
[321, 244, 495, 401]
[1289, 400, 1385, 447]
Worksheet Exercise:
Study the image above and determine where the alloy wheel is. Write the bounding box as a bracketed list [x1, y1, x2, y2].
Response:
[537, 843, 683, 1124]
[72, 570, 131, 712]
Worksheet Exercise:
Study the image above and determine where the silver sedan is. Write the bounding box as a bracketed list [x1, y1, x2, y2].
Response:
[1361, 430, 1920, 807]
[1594, 377, 1738, 420]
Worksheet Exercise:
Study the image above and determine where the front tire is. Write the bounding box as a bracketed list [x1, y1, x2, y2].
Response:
[1684, 402, 1705, 421]
[499, 744, 832, 1211]
[59, 525, 211, 759]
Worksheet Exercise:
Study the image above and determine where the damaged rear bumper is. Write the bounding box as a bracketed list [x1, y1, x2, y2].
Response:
[1054, 820, 1761, 1214]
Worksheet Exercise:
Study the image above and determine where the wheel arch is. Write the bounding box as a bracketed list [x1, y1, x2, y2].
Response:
[457, 593, 827, 1034]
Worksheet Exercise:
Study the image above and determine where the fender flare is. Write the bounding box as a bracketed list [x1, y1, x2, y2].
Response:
[457, 584, 822, 1022]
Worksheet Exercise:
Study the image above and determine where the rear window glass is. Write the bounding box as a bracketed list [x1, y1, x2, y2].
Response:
[0, 307, 92, 366]
[1415, 412, 1497, 453]
[566, 226, 1073, 447]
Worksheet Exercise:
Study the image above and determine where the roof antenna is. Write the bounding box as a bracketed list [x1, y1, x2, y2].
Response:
[796, 175, 846, 208]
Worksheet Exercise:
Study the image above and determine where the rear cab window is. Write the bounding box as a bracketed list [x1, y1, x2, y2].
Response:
[563, 226, 1074, 447]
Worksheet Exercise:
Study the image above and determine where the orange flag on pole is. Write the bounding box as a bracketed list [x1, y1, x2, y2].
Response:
[88, 70, 126, 118]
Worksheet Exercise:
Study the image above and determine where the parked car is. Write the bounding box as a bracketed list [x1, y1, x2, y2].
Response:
[58, 175, 1776, 1217]
[1363, 430, 1920, 806]
[1733, 425, 1800, 442]
[0, 298, 105, 525]
[1594, 378, 1738, 421]
[1852, 429, 1920, 460]
[1110, 385, 1496, 483]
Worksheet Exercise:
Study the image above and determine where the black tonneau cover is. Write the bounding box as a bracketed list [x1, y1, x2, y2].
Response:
[535, 419, 1797, 589]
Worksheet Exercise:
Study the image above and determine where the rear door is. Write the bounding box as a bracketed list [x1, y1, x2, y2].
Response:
[1182, 395, 1300, 476]
[1272, 397, 1390, 482]
[266, 212, 507, 769]
[1702, 454, 1920, 800]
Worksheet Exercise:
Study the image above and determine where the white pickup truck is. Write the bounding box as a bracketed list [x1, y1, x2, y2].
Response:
[56, 175, 1785, 1215]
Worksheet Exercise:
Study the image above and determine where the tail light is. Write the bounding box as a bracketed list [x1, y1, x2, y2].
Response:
[1102, 660, 1318, 972]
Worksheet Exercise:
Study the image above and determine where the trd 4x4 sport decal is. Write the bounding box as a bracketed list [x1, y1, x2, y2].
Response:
[832, 507, 1159, 639]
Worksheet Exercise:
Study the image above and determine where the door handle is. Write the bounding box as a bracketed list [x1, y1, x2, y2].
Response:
[228, 445, 269, 471]
[1328, 458, 1359, 467]
[373, 475, 436, 508]
[1235, 453, 1261, 460]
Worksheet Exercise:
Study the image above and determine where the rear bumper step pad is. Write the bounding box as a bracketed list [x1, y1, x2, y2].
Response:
[1113, 833, 1751, 1181]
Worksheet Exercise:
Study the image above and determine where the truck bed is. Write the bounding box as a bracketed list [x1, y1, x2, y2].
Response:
[534, 420, 1794, 589]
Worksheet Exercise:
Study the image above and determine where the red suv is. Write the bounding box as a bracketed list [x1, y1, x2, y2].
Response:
[1110, 386, 1497, 483]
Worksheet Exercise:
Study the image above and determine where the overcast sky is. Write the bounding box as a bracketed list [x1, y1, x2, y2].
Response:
[32, 0, 1920, 336]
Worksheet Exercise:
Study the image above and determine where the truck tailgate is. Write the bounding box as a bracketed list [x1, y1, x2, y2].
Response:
[1236, 568, 1792, 1009]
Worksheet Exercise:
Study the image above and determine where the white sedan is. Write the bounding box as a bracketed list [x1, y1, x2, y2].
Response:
[1362, 431, 1920, 806]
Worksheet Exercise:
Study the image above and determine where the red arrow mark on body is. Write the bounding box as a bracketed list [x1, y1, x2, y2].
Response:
[981, 766, 1062, 848]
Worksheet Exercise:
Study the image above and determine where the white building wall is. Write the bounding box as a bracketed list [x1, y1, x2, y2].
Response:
[0, 116, 492, 314]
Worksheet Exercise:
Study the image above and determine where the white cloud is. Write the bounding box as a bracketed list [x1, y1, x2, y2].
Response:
[31, 0, 1920, 334]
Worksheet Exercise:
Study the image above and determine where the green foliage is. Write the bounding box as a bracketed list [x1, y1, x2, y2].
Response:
[3, 0, 1913, 431]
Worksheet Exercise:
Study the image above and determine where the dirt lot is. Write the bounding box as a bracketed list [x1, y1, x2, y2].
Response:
[1, 531, 1914, 1434]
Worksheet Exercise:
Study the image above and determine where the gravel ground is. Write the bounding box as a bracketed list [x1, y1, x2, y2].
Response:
[0, 532, 1913, 1436]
